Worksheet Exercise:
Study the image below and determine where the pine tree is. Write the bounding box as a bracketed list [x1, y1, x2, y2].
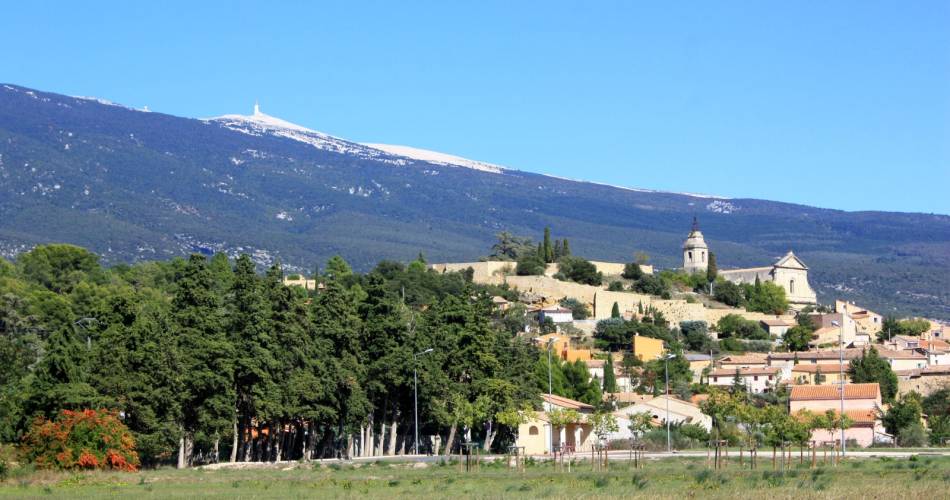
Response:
[602, 355, 619, 393]
[173, 254, 235, 467]
[543, 227, 553, 263]
[26, 325, 99, 418]
[611, 302, 621, 319]
[229, 255, 278, 462]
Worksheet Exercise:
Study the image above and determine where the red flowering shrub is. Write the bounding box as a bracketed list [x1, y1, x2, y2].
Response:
[21, 409, 140, 472]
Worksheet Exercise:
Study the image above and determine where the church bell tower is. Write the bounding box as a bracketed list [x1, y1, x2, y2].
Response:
[683, 216, 709, 274]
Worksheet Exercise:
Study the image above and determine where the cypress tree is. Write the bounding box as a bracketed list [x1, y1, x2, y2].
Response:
[537, 242, 544, 260]
[637, 301, 644, 315]
[602, 355, 619, 393]
[611, 302, 621, 319]
[553, 240, 562, 260]
[706, 252, 718, 283]
[561, 239, 571, 257]
[543, 227, 553, 263]
[26, 325, 99, 418]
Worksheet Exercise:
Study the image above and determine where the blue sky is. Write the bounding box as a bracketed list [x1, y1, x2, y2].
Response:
[4, 1, 948, 214]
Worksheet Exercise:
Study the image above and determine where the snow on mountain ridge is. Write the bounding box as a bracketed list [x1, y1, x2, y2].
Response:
[362, 143, 506, 174]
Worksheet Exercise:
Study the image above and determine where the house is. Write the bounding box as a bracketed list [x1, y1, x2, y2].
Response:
[921, 339, 950, 366]
[515, 394, 597, 455]
[768, 349, 865, 368]
[534, 334, 591, 362]
[585, 359, 633, 392]
[536, 306, 574, 324]
[283, 275, 319, 291]
[789, 363, 846, 385]
[491, 296, 511, 311]
[789, 383, 886, 448]
[872, 345, 928, 371]
[806, 313, 860, 347]
[896, 365, 950, 397]
[685, 353, 713, 382]
[835, 300, 883, 337]
[760, 318, 793, 337]
[602, 392, 652, 406]
[631, 334, 664, 361]
[718, 353, 768, 370]
[885, 335, 923, 351]
[612, 395, 712, 442]
[708, 367, 783, 393]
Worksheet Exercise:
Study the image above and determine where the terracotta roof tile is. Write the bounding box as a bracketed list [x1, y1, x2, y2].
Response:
[789, 383, 880, 401]
[710, 367, 782, 377]
[542, 393, 594, 410]
[793, 409, 877, 425]
[790, 364, 845, 373]
[719, 354, 768, 364]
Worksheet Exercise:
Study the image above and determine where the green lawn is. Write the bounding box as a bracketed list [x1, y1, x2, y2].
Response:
[2, 455, 949, 499]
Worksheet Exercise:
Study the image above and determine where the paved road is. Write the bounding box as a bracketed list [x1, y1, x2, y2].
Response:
[204, 449, 950, 469]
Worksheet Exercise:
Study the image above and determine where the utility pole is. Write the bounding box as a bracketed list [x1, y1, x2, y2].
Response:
[664, 353, 676, 453]
[832, 320, 845, 456]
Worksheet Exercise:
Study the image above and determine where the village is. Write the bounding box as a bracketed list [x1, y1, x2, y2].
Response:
[416, 220, 950, 456]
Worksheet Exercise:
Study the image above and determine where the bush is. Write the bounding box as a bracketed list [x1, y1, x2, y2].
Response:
[713, 281, 743, 307]
[897, 423, 928, 447]
[516, 254, 546, 276]
[21, 409, 140, 471]
[557, 257, 602, 286]
[559, 297, 590, 320]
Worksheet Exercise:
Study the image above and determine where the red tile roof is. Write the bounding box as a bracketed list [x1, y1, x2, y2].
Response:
[719, 354, 768, 365]
[793, 409, 877, 425]
[790, 364, 845, 373]
[710, 367, 782, 377]
[542, 393, 594, 410]
[789, 383, 880, 401]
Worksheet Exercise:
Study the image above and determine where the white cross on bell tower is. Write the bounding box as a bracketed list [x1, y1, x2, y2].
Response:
[253, 100, 260, 115]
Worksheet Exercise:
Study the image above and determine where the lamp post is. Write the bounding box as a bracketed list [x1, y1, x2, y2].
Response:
[546, 338, 555, 453]
[413, 348, 434, 455]
[663, 353, 676, 453]
[74, 317, 98, 350]
[832, 320, 845, 456]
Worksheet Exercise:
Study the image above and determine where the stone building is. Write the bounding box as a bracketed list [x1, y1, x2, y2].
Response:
[682, 217, 709, 274]
[681, 218, 817, 309]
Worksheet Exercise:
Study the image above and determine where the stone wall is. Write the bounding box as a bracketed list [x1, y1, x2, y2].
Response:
[430, 261, 513, 283]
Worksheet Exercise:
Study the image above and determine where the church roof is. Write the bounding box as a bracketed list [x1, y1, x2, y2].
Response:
[774, 251, 809, 270]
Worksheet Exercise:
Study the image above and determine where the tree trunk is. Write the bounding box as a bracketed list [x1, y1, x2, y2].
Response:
[213, 436, 220, 463]
[273, 422, 282, 462]
[483, 420, 495, 452]
[230, 419, 239, 462]
[387, 421, 398, 456]
[346, 434, 354, 459]
[443, 423, 457, 457]
[184, 433, 195, 467]
[177, 431, 186, 469]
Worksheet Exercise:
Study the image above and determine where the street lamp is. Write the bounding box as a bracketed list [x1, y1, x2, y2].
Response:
[831, 320, 845, 456]
[545, 338, 557, 453]
[663, 353, 676, 453]
[74, 317, 98, 350]
[413, 348, 434, 455]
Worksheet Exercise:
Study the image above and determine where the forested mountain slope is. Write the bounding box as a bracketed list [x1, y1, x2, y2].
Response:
[1, 84, 948, 318]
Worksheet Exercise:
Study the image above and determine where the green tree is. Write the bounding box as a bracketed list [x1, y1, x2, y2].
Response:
[847, 348, 898, 403]
[173, 255, 235, 467]
[561, 239, 571, 257]
[680, 321, 711, 352]
[713, 280, 744, 307]
[515, 253, 545, 276]
[17, 244, 102, 293]
[882, 392, 923, 440]
[24, 325, 99, 420]
[706, 252, 718, 284]
[611, 302, 620, 319]
[602, 355, 619, 393]
[556, 256, 602, 286]
[559, 297, 590, 320]
[782, 325, 815, 352]
[746, 281, 788, 314]
[622, 262, 644, 280]
[542, 227, 554, 263]
[324, 255, 353, 281]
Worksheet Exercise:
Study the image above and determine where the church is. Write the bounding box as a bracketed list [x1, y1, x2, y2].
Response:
[682, 218, 817, 308]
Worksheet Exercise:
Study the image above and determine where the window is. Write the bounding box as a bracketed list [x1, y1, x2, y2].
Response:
[702, 251, 706, 263]
[789, 279, 795, 294]
[768, 375, 773, 380]
[688, 251, 693, 262]
[713, 377, 718, 382]
[754, 376, 759, 381]
[529, 426, 539, 436]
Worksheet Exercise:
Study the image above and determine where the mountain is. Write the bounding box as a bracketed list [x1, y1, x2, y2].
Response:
[1, 83, 949, 319]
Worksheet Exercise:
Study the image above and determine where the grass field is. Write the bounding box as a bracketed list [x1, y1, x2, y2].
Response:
[2, 455, 949, 499]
